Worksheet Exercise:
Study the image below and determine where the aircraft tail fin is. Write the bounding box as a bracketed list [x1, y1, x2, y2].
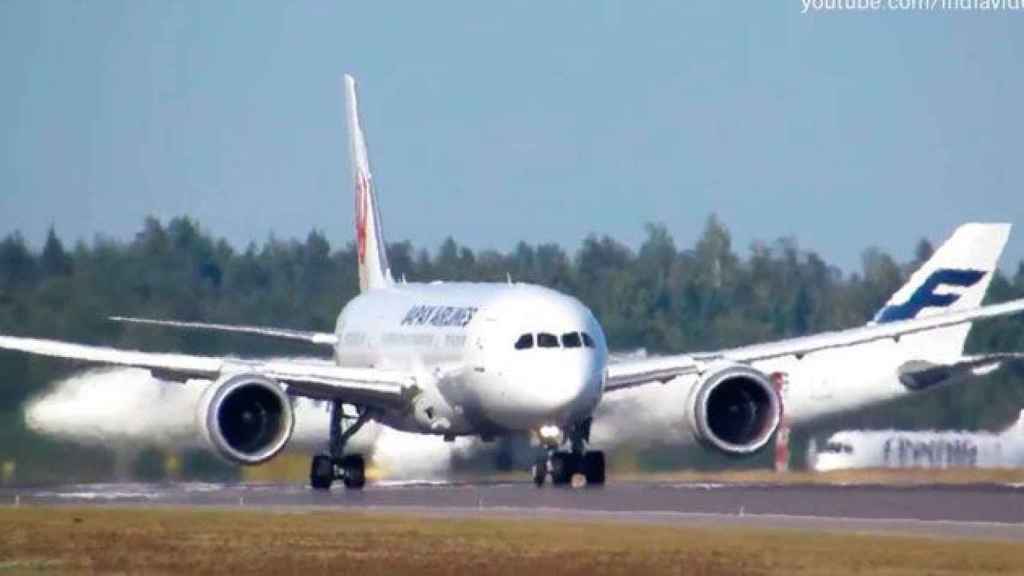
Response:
[345, 74, 392, 293]
[873, 223, 1011, 359]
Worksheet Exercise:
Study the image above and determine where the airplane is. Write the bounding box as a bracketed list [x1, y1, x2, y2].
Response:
[812, 410, 1024, 471]
[2, 74, 1024, 490]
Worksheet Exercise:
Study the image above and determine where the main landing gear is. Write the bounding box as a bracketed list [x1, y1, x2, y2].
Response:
[310, 401, 371, 491]
[532, 419, 606, 488]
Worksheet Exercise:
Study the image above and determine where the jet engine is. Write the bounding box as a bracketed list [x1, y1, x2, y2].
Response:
[686, 363, 781, 456]
[197, 373, 295, 465]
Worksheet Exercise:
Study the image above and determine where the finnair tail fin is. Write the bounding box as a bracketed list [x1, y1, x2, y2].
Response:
[873, 223, 1011, 359]
[345, 74, 392, 293]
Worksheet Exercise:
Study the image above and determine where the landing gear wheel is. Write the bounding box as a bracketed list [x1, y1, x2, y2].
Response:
[550, 452, 577, 486]
[340, 454, 366, 490]
[532, 459, 547, 487]
[583, 451, 605, 486]
[310, 455, 334, 491]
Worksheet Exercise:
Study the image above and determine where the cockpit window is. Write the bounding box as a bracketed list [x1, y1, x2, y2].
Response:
[514, 334, 534, 350]
[823, 442, 853, 454]
[562, 332, 582, 348]
[581, 332, 595, 348]
[537, 333, 559, 348]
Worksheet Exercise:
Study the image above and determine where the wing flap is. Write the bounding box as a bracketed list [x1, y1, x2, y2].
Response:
[253, 359, 414, 406]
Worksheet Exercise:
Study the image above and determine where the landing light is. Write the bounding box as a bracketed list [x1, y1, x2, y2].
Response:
[538, 424, 563, 445]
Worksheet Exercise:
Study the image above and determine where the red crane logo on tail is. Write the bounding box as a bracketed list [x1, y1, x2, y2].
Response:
[355, 172, 369, 264]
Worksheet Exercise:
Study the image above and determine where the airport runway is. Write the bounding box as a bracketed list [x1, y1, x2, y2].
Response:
[4, 481, 1024, 541]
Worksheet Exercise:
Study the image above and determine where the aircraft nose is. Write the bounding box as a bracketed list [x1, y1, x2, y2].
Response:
[525, 356, 601, 418]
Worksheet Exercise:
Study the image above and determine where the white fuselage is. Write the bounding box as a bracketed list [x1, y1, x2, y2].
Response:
[332, 282, 608, 437]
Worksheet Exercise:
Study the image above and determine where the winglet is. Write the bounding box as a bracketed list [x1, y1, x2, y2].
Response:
[345, 74, 392, 292]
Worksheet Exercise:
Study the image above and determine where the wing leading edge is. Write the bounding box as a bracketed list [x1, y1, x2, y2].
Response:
[109, 316, 339, 347]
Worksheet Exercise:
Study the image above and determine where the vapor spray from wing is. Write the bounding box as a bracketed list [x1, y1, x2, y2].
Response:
[23, 364, 476, 481]
[24, 368, 206, 449]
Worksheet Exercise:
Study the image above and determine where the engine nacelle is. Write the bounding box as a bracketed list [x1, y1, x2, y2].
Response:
[197, 373, 295, 465]
[686, 363, 781, 456]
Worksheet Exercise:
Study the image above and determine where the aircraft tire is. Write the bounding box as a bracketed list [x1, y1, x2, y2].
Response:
[310, 455, 334, 490]
[532, 460, 547, 487]
[341, 454, 366, 490]
[550, 452, 576, 486]
[583, 451, 605, 486]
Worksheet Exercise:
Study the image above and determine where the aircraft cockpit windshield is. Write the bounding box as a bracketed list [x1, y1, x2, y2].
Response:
[537, 333, 559, 348]
[514, 334, 534, 350]
[822, 441, 854, 454]
[513, 332, 596, 350]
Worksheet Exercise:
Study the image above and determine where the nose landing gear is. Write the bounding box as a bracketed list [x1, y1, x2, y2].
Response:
[310, 401, 371, 491]
[532, 419, 605, 487]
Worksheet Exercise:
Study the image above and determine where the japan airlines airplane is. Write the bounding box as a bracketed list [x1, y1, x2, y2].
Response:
[2, 75, 1024, 490]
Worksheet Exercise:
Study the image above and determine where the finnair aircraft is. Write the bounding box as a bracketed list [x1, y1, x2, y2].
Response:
[812, 411, 1024, 471]
[2, 75, 1024, 490]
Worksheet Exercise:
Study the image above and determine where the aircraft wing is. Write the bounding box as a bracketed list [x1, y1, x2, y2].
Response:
[109, 316, 339, 347]
[0, 334, 412, 409]
[605, 297, 1024, 392]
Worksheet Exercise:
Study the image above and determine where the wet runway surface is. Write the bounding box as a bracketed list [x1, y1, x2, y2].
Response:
[5, 481, 1024, 540]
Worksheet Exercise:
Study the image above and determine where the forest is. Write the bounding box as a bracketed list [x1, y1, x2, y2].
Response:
[1, 215, 1023, 483]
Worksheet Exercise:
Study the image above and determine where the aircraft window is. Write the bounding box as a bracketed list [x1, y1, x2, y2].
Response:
[824, 442, 843, 454]
[844, 444, 854, 454]
[514, 334, 534, 350]
[537, 333, 559, 348]
[562, 332, 582, 348]
[581, 332, 595, 348]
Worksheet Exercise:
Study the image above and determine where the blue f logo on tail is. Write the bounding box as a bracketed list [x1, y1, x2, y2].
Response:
[875, 269, 986, 323]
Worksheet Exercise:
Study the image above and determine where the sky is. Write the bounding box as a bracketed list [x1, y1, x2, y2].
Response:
[1, 2, 1022, 274]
